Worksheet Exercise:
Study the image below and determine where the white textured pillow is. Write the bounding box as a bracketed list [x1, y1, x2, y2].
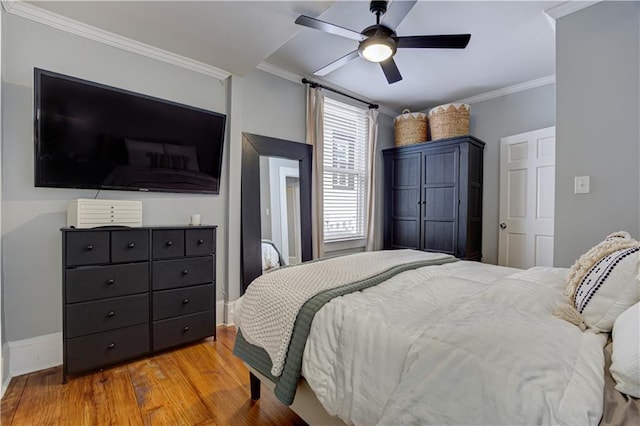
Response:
[163, 143, 199, 172]
[611, 302, 640, 397]
[125, 138, 164, 167]
[574, 246, 640, 332]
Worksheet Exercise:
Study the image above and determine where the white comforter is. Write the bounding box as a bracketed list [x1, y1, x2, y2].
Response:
[238, 250, 453, 376]
[301, 261, 606, 426]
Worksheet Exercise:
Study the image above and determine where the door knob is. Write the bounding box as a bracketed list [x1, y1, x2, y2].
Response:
[500, 223, 507, 229]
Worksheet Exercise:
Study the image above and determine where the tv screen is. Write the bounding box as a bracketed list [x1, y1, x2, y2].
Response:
[34, 68, 226, 194]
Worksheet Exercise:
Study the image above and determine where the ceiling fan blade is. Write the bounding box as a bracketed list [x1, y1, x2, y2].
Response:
[381, 0, 418, 31]
[396, 34, 471, 49]
[380, 58, 403, 84]
[314, 50, 360, 76]
[295, 15, 366, 42]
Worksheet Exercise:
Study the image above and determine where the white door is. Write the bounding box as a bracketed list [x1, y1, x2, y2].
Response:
[285, 178, 302, 265]
[278, 167, 300, 264]
[499, 127, 555, 268]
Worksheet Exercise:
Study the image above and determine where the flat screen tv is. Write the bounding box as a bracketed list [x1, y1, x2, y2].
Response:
[34, 68, 226, 194]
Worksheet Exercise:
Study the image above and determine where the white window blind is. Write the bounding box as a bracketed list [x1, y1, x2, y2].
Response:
[322, 97, 369, 242]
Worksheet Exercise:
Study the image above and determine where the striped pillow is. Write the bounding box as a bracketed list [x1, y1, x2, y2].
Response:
[573, 246, 640, 332]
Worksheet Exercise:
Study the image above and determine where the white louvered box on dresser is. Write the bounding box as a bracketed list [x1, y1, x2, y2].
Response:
[67, 199, 143, 228]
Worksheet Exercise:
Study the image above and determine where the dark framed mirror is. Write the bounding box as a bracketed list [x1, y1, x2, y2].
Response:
[241, 133, 313, 294]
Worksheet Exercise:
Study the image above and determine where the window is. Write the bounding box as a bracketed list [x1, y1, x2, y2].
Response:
[322, 97, 369, 242]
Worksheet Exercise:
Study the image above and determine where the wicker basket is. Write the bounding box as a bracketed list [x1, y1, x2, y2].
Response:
[428, 103, 470, 140]
[394, 109, 428, 146]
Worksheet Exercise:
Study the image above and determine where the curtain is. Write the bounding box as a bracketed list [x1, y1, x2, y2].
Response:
[306, 85, 325, 259]
[365, 107, 379, 251]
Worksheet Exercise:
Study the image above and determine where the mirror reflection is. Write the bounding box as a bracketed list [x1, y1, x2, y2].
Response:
[259, 156, 302, 272]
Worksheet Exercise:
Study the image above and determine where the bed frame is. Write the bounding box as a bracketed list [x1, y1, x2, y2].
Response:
[247, 367, 345, 426]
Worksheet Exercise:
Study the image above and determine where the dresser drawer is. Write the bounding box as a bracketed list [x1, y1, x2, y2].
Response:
[152, 257, 213, 290]
[66, 294, 149, 338]
[153, 284, 214, 321]
[152, 230, 184, 259]
[66, 263, 149, 303]
[111, 230, 149, 263]
[152, 311, 214, 351]
[185, 228, 215, 256]
[66, 324, 149, 374]
[66, 231, 109, 266]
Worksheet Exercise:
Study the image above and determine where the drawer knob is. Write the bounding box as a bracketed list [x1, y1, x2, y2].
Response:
[85, 244, 93, 251]
[107, 279, 115, 285]
[197, 238, 204, 245]
[182, 269, 189, 275]
[107, 311, 115, 318]
[127, 242, 135, 248]
[166, 240, 173, 246]
[182, 298, 190, 304]
[107, 343, 116, 350]
[183, 326, 190, 332]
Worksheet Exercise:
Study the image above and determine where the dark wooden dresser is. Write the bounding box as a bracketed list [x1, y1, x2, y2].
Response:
[383, 135, 484, 260]
[61, 225, 216, 382]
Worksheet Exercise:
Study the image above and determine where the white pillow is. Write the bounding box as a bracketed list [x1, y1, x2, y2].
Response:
[611, 302, 640, 397]
[574, 246, 640, 332]
[125, 138, 164, 168]
[163, 143, 199, 172]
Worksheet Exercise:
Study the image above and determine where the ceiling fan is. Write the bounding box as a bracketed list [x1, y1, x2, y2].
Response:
[295, 0, 471, 84]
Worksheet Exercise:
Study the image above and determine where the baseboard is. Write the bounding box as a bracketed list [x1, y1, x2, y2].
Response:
[9, 305, 233, 377]
[216, 300, 226, 325]
[1, 373, 11, 398]
[8, 332, 62, 377]
[225, 300, 236, 326]
[1, 342, 10, 398]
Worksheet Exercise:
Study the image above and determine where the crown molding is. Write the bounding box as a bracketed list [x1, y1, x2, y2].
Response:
[449, 74, 556, 106]
[3, 1, 231, 81]
[255, 62, 554, 116]
[544, 1, 601, 20]
[256, 62, 303, 85]
[1, 1, 16, 13]
[256, 61, 399, 118]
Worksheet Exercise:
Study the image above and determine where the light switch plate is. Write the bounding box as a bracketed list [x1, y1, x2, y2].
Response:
[574, 176, 590, 194]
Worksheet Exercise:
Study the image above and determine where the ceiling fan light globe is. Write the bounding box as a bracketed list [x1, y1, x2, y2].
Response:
[363, 44, 393, 62]
[358, 36, 396, 63]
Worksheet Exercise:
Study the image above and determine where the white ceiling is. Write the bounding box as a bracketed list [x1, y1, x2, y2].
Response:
[29, 1, 559, 112]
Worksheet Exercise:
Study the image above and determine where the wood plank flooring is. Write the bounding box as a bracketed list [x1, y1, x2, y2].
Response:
[1, 326, 307, 426]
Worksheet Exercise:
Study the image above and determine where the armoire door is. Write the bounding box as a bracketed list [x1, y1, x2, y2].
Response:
[421, 147, 459, 255]
[388, 152, 421, 249]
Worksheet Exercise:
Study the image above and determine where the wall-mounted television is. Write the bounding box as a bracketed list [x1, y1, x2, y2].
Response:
[34, 68, 226, 194]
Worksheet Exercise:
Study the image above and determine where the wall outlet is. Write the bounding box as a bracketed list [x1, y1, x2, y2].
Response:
[574, 176, 590, 194]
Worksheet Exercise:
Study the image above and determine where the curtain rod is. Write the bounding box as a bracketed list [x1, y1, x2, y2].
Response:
[302, 78, 379, 110]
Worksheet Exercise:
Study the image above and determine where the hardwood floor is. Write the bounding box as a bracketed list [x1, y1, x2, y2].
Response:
[1, 326, 307, 426]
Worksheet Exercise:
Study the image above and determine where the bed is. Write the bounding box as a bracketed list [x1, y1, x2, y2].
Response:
[261, 239, 286, 272]
[233, 237, 640, 425]
[102, 165, 219, 191]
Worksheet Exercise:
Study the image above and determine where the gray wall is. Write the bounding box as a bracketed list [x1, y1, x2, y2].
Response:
[243, 68, 306, 143]
[259, 156, 272, 239]
[2, 13, 229, 342]
[0, 9, 6, 391]
[555, 1, 640, 266]
[375, 112, 395, 249]
[469, 84, 556, 265]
